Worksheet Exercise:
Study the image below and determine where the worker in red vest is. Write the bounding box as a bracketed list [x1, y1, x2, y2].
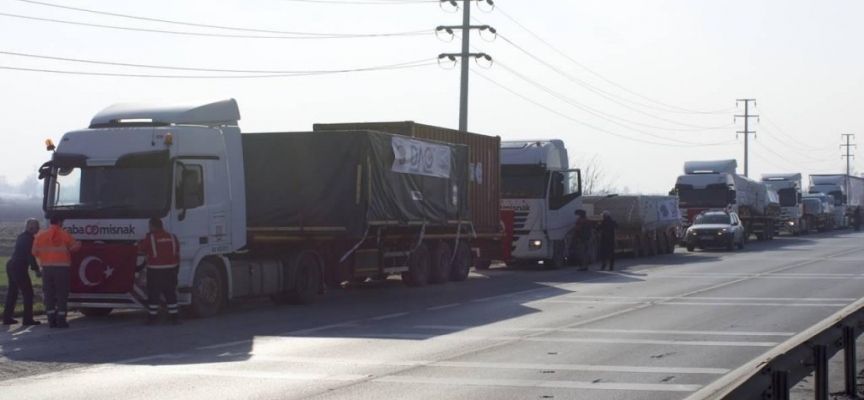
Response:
[137, 218, 181, 325]
[32, 215, 81, 328]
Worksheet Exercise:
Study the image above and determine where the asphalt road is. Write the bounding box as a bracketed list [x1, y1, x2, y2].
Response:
[2, 230, 864, 400]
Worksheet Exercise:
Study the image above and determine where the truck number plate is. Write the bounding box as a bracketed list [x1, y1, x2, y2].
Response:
[700, 235, 714, 240]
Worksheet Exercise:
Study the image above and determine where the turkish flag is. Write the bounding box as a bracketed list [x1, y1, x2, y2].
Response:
[70, 243, 138, 293]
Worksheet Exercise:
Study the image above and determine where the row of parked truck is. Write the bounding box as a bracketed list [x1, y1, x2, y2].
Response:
[36, 99, 861, 318]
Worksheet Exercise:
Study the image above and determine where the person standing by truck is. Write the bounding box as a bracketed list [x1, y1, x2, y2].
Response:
[598, 211, 618, 271]
[3, 219, 42, 326]
[32, 216, 81, 328]
[137, 218, 181, 325]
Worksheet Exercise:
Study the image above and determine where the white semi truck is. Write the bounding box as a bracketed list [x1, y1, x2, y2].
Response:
[808, 174, 864, 229]
[761, 173, 805, 235]
[674, 159, 780, 242]
[37, 99, 504, 318]
[499, 140, 582, 269]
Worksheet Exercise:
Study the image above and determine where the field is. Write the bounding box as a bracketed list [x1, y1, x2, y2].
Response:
[0, 201, 45, 317]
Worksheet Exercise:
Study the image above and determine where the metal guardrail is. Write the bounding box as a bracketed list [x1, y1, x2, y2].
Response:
[687, 297, 864, 400]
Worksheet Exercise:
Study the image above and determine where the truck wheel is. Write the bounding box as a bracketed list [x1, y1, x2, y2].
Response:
[656, 234, 667, 255]
[665, 232, 676, 254]
[429, 242, 452, 285]
[288, 253, 321, 305]
[644, 235, 656, 257]
[449, 241, 472, 282]
[633, 236, 643, 258]
[402, 244, 430, 287]
[544, 240, 565, 270]
[191, 260, 224, 318]
[79, 308, 112, 318]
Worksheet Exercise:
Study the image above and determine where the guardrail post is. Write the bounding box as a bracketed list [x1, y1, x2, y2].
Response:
[814, 344, 829, 400]
[772, 369, 789, 400]
[844, 326, 857, 396]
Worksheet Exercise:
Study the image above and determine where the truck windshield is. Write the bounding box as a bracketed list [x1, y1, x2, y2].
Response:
[694, 213, 731, 225]
[677, 187, 730, 208]
[777, 188, 798, 207]
[47, 165, 170, 217]
[501, 165, 547, 199]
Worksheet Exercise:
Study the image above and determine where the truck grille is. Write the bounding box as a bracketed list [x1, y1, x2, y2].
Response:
[512, 211, 529, 251]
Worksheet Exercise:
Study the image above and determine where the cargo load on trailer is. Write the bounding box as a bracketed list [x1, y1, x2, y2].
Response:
[582, 195, 681, 257]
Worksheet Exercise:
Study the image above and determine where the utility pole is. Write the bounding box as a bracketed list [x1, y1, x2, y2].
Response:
[438, 0, 494, 132]
[735, 99, 759, 177]
[841, 134, 856, 196]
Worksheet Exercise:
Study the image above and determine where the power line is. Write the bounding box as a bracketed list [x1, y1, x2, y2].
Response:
[494, 61, 730, 146]
[472, 68, 737, 148]
[758, 108, 836, 152]
[493, 5, 732, 116]
[0, 12, 430, 39]
[495, 33, 732, 132]
[0, 50, 435, 74]
[0, 58, 437, 78]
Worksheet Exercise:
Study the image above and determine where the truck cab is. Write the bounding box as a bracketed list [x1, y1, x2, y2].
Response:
[500, 140, 582, 269]
[39, 99, 246, 317]
[674, 160, 740, 226]
[762, 173, 804, 235]
[809, 175, 849, 229]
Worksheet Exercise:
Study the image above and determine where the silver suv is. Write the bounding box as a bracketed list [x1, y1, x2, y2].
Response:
[685, 211, 746, 252]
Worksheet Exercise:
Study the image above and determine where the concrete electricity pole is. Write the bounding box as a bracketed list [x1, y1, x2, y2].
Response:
[735, 99, 759, 177]
[841, 134, 856, 196]
[438, 0, 494, 132]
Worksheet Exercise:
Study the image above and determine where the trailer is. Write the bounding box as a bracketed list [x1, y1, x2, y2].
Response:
[38, 99, 509, 318]
[582, 195, 681, 257]
[808, 174, 864, 229]
[312, 121, 509, 268]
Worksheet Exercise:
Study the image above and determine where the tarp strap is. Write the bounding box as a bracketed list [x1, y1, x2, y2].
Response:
[339, 226, 371, 264]
[450, 222, 462, 264]
[410, 223, 427, 253]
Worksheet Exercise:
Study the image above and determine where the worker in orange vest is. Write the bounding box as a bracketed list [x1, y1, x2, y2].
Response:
[137, 218, 181, 325]
[32, 215, 81, 328]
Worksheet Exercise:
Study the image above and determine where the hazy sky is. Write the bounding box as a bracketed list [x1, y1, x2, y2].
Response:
[1, 0, 861, 195]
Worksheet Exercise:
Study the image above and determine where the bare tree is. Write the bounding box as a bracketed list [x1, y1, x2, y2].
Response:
[572, 154, 619, 195]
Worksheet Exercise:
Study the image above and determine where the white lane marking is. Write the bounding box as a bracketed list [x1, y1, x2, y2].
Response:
[169, 368, 367, 382]
[363, 333, 777, 347]
[413, 325, 796, 337]
[653, 274, 864, 280]
[370, 312, 411, 321]
[197, 339, 253, 350]
[470, 288, 547, 303]
[559, 295, 856, 302]
[283, 321, 359, 335]
[243, 355, 729, 375]
[373, 376, 703, 392]
[426, 303, 461, 311]
[534, 300, 848, 307]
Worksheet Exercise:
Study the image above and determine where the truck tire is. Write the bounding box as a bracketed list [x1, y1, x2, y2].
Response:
[287, 253, 321, 305]
[402, 244, 430, 287]
[429, 242, 452, 285]
[191, 260, 225, 318]
[665, 232, 676, 254]
[449, 241, 472, 282]
[645, 234, 656, 257]
[79, 308, 112, 318]
[657, 234, 668, 255]
[544, 240, 565, 270]
[633, 236, 643, 258]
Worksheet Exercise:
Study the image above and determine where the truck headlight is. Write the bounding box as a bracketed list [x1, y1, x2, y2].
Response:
[529, 239, 543, 250]
[787, 221, 795, 227]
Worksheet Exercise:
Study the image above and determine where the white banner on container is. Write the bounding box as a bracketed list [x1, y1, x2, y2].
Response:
[391, 136, 451, 179]
[657, 199, 680, 221]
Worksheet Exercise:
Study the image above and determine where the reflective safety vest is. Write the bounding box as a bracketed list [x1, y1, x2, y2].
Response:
[32, 225, 81, 267]
[138, 230, 180, 269]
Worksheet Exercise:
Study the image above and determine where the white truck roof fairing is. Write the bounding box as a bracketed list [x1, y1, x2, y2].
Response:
[501, 140, 569, 169]
[810, 175, 847, 185]
[762, 173, 802, 181]
[90, 99, 240, 128]
[683, 159, 737, 175]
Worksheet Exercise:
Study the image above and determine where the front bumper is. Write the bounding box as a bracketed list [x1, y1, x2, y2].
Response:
[686, 232, 733, 247]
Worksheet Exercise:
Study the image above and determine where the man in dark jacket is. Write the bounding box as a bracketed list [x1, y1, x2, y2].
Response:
[597, 211, 618, 271]
[3, 219, 42, 325]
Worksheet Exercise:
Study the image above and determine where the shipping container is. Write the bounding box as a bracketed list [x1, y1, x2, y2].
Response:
[313, 121, 501, 234]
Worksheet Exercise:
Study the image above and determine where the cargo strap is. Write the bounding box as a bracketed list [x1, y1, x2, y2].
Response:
[450, 222, 462, 264]
[339, 226, 371, 264]
[410, 223, 427, 253]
